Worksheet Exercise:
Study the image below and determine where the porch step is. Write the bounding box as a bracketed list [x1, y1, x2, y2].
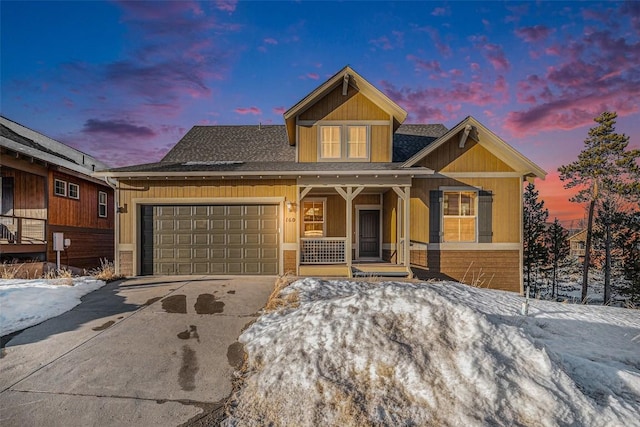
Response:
[351, 267, 412, 278]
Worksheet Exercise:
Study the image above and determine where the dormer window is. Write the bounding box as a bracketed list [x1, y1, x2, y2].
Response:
[319, 125, 369, 161]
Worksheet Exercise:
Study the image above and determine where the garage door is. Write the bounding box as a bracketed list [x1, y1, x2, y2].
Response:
[140, 205, 279, 275]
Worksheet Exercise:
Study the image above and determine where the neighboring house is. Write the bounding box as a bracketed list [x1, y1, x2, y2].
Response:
[569, 229, 587, 259]
[1, 116, 115, 269]
[96, 66, 546, 293]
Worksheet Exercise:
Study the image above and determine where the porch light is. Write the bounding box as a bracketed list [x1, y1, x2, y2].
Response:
[286, 200, 296, 212]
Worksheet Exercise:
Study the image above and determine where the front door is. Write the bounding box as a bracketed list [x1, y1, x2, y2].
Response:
[359, 210, 380, 258]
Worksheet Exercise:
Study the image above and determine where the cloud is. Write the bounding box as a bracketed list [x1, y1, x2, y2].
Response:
[407, 55, 442, 73]
[235, 107, 262, 115]
[483, 43, 510, 71]
[215, 0, 237, 12]
[370, 32, 403, 51]
[506, 25, 640, 136]
[413, 26, 451, 57]
[273, 107, 286, 115]
[515, 25, 553, 42]
[380, 75, 509, 123]
[82, 119, 156, 138]
[264, 38, 278, 45]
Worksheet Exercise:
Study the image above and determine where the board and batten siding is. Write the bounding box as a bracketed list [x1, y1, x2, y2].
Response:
[48, 171, 114, 230]
[117, 178, 298, 247]
[420, 139, 515, 173]
[297, 85, 393, 163]
[0, 167, 47, 219]
[410, 177, 522, 244]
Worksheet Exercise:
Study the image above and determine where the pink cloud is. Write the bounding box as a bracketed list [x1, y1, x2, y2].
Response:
[273, 106, 286, 115]
[235, 107, 262, 115]
[506, 28, 640, 136]
[380, 75, 510, 123]
[483, 43, 510, 71]
[307, 73, 319, 80]
[407, 55, 442, 73]
[515, 25, 553, 42]
[370, 32, 404, 51]
[264, 38, 278, 45]
[414, 26, 451, 57]
[215, 0, 237, 12]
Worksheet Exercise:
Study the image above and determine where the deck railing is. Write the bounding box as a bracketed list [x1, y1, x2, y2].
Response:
[300, 237, 346, 264]
[0, 215, 47, 245]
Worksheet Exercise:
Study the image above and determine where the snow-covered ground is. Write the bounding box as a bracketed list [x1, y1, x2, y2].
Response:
[228, 278, 640, 426]
[0, 277, 106, 336]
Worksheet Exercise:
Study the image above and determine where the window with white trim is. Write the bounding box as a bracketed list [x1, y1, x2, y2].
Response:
[98, 191, 108, 218]
[319, 125, 369, 160]
[347, 125, 367, 159]
[54, 179, 67, 197]
[68, 183, 80, 199]
[302, 200, 325, 237]
[443, 191, 477, 242]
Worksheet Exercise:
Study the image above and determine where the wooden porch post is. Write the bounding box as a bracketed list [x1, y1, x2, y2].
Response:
[404, 186, 411, 270]
[335, 186, 364, 270]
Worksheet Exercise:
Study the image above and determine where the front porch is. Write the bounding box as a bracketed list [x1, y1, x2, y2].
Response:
[295, 176, 413, 278]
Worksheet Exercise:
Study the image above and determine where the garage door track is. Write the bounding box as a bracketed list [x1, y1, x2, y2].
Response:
[0, 275, 275, 426]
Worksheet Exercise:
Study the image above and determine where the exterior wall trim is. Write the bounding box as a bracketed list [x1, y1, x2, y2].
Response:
[427, 243, 521, 250]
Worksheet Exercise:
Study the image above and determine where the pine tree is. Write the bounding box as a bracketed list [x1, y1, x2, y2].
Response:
[558, 111, 640, 304]
[545, 218, 569, 299]
[614, 210, 640, 304]
[523, 182, 549, 296]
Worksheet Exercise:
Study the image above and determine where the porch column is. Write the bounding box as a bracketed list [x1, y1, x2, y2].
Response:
[393, 186, 411, 269]
[335, 186, 363, 268]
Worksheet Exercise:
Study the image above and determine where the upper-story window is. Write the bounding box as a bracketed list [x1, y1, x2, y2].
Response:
[68, 183, 80, 200]
[98, 191, 108, 218]
[54, 179, 67, 197]
[319, 125, 369, 161]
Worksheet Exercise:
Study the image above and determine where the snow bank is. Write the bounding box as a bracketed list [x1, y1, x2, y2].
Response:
[228, 279, 640, 427]
[0, 278, 106, 336]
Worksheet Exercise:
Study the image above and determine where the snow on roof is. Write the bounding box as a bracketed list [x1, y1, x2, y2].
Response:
[229, 278, 640, 426]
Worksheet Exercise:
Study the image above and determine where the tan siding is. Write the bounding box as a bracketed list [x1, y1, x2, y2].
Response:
[424, 250, 521, 292]
[421, 139, 514, 172]
[117, 179, 297, 246]
[300, 87, 388, 121]
[371, 125, 391, 162]
[353, 194, 380, 205]
[298, 125, 317, 162]
[410, 177, 521, 243]
[383, 189, 397, 244]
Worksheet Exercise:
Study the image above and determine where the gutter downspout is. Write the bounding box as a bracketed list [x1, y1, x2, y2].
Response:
[104, 176, 120, 276]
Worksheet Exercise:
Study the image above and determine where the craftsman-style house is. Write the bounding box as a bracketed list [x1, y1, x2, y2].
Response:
[1, 116, 115, 269]
[97, 66, 546, 293]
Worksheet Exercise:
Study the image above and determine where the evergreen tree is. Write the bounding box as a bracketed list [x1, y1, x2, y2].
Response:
[545, 218, 570, 298]
[558, 111, 640, 304]
[523, 182, 549, 296]
[614, 210, 640, 304]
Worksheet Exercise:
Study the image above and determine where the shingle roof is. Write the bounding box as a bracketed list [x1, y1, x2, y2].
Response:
[1, 123, 78, 164]
[393, 124, 448, 162]
[104, 122, 447, 174]
[161, 125, 295, 163]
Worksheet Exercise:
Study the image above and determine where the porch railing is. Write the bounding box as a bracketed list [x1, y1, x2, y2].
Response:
[300, 238, 346, 264]
[0, 215, 47, 245]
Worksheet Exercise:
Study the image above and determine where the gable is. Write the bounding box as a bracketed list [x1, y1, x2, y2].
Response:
[284, 66, 407, 145]
[403, 116, 546, 179]
[300, 86, 390, 122]
[416, 136, 515, 172]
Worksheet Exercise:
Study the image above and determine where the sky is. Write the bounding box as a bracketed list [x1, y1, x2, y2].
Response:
[1, 1, 639, 225]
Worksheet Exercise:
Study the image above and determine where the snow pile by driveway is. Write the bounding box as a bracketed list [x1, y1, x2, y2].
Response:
[0, 278, 106, 336]
[228, 278, 640, 427]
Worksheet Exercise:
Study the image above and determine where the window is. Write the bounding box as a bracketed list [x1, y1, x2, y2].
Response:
[68, 183, 80, 199]
[302, 200, 325, 237]
[443, 191, 477, 242]
[54, 179, 67, 197]
[319, 125, 369, 160]
[347, 126, 367, 159]
[98, 191, 108, 218]
[320, 126, 341, 159]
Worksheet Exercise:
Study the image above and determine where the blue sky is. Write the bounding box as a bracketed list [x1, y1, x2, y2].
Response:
[2, 1, 639, 222]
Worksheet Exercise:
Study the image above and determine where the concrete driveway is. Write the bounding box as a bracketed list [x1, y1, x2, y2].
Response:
[0, 275, 275, 426]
